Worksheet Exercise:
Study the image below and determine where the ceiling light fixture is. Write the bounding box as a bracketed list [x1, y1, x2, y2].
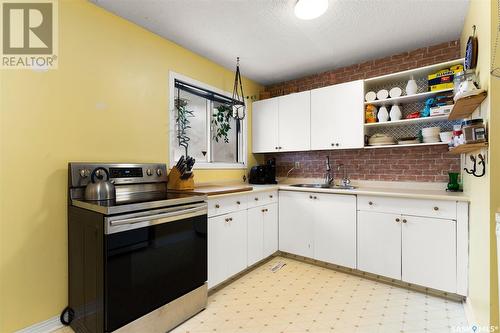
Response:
[294, 0, 329, 20]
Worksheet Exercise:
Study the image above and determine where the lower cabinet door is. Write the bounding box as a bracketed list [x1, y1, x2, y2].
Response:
[247, 206, 264, 266]
[279, 191, 314, 258]
[357, 211, 402, 280]
[263, 203, 278, 257]
[313, 194, 357, 268]
[226, 210, 248, 278]
[402, 215, 456, 293]
[208, 214, 228, 288]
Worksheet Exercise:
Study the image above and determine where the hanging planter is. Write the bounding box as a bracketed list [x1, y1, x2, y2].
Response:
[231, 57, 246, 120]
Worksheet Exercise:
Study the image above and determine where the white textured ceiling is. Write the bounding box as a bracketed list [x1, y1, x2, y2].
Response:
[90, 0, 469, 85]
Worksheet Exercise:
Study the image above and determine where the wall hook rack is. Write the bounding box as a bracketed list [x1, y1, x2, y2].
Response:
[464, 153, 486, 177]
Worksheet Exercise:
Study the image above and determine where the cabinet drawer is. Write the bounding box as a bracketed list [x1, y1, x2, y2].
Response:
[208, 194, 248, 217]
[357, 195, 456, 220]
[247, 190, 278, 208]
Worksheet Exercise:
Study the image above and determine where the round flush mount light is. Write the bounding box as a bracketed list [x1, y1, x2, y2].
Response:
[294, 0, 329, 20]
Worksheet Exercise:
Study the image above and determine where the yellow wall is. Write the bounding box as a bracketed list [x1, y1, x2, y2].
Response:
[0, 2, 262, 332]
[491, 0, 500, 328]
[460, 0, 493, 328]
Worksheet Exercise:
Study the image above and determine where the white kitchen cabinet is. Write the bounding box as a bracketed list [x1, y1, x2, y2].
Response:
[277, 91, 310, 152]
[357, 211, 402, 280]
[402, 215, 457, 293]
[310, 80, 364, 150]
[279, 191, 356, 267]
[263, 203, 278, 257]
[247, 206, 264, 266]
[247, 203, 279, 266]
[313, 193, 356, 268]
[252, 97, 279, 153]
[208, 210, 247, 288]
[252, 92, 310, 153]
[279, 191, 314, 258]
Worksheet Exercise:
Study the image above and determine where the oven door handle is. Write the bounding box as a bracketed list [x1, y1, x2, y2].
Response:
[109, 205, 207, 227]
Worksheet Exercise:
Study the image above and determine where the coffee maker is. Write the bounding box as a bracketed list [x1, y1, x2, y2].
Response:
[249, 158, 277, 184]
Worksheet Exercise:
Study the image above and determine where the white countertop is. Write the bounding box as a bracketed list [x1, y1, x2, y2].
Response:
[202, 180, 469, 202]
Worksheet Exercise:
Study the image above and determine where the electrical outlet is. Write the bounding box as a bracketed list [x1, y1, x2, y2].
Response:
[294, 161, 301, 169]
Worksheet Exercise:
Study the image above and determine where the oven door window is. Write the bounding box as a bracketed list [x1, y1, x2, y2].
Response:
[105, 214, 207, 331]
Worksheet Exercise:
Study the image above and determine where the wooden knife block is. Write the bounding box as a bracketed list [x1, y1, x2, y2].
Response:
[167, 166, 195, 190]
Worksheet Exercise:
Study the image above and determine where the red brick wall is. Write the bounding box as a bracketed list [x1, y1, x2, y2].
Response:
[262, 40, 461, 98]
[262, 40, 461, 182]
[269, 145, 459, 183]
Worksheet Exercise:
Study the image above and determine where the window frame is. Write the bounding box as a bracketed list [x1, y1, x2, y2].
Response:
[168, 71, 247, 170]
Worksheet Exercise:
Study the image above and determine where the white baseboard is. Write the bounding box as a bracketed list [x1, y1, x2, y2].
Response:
[15, 316, 63, 333]
[463, 297, 476, 327]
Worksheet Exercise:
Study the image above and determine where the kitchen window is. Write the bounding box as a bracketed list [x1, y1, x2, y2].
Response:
[169, 72, 246, 169]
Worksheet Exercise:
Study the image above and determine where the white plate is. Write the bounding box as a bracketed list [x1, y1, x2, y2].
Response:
[377, 89, 389, 100]
[365, 91, 377, 102]
[389, 87, 402, 98]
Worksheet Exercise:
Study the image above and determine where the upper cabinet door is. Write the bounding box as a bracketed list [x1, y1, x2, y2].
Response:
[252, 97, 279, 153]
[310, 80, 364, 150]
[278, 91, 311, 152]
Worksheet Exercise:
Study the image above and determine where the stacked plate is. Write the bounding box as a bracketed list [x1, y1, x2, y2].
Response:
[422, 127, 441, 143]
[368, 133, 396, 146]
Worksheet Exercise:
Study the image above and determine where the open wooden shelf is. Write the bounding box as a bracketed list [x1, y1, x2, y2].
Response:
[448, 91, 487, 120]
[447, 142, 488, 154]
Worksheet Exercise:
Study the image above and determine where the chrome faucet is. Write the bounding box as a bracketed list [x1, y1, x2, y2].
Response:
[325, 156, 334, 185]
[337, 163, 351, 187]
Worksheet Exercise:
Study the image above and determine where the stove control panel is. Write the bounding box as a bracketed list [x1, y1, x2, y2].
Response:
[69, 163, 168, 187]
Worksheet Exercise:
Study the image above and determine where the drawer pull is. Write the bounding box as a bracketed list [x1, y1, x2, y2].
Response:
[368, 201, 373, 206]
[402, 219, 407, 223]
[236, 201, 241, 205]
[229, 217, 233, 221]
[309, 195, 313, 199]
[269, 195, 273, 198]
[313, 196, 318, 199]
[254, 197, 259, 201]
[224, 218, 229, 222]
[215, 204, 220, 208]
[433, 206, 439, 211]
[395, 218, 400, 222]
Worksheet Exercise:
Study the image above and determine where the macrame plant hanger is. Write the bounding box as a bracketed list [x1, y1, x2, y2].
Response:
[231, 57, 246, 161]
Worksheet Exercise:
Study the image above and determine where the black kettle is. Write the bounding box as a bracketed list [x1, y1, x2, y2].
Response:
[84, 167, 116, 201]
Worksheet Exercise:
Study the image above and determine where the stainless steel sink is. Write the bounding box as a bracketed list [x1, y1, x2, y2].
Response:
[290, 184, 356, 190]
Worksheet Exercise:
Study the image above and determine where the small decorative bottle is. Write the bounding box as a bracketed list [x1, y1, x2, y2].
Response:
[406, 75, 418, 95]
[389, 105, 402, 121]
[377, 106, 389, 122]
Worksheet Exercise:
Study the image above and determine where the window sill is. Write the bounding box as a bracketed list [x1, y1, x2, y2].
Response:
[170, 162, 247, 170]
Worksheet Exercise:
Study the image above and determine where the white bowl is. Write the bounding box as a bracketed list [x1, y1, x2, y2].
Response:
[423, 137, 442, 143]
[376, 89, 389, 100]
[422, 126, 441, 136]
[439, 131, 453, 143]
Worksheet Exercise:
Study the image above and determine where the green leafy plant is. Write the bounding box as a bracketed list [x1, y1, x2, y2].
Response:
[174, 97, 194, 156]
[212, 104, 233, 143]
